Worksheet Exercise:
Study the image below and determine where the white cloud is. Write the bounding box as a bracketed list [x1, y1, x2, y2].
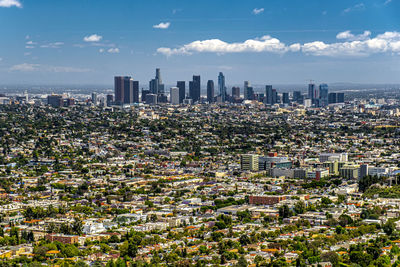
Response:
[25, 45, 35, 49]
[83, 34, 103, 42]
[107, 48, 119, 53]
[289, 43, 301, 52]
[24, 52, 31, 56]
[10, 63, 91, 72]
[157, 31, 400, 58]
[302, 31, 400, 56]
[252, 8, 264, 15]
[342, 3, 365, 14]
[0, 0, 22, 8]
[10, 63, 40, 71]
[99, 48, 105, 53]
[40, 42, 64, 48]
[48, 66, 91, 73]
[157, 35, 289, 56]
[336, 30, 371, 41]
[153, 22, 170, 29]
[384, 0, 392, 5]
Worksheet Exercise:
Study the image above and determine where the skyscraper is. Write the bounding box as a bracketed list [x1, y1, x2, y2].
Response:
[337, 93, 345, 103]
[170, 87, 180, 105]
[145, 94, 157, 105]
[282, 92, 290, 104]
[156, 68, 165, 95]
[149, 79, 158, 95]
[319, 84, 329, 107]
[92, 92, 98, 105]
[265, 85, 273, 105]
[123, 77, 133, 104]
[189, 75, 201, 103]
[232, 86, 240, 99]
[308, 83, 318, 105]
[156, 68, 162, 85]
[115, 76, 136, 105]
[272, 89, 277, 104]
[132, 81, 139, 103]
[106, 94, 114, 106]
[244, 81, 252, 100]
[293, 91, 303, 104]
[308, 83, 314, 99]
[328, 93, 337, 104]
[149, 68, 165, 96]
[142, 89, 150, 102]
[218, 72, 226, 102]
[177, 81, 186, 104]
[207, 80, 214, 103]
[48, 95, 63, 107]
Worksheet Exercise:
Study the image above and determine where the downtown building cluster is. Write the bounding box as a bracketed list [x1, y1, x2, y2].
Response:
[111, 68, 345, 107]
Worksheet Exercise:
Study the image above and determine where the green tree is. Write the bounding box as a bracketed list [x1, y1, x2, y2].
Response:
[294, 201, 306, 214]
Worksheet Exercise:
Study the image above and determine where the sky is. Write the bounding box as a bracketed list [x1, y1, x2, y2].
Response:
[0, 0, 400, 86]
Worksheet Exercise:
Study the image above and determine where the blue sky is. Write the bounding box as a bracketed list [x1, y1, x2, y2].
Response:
[0, 0, 400, 85]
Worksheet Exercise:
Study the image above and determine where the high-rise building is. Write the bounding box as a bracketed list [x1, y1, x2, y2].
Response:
[114, 76, 126, 105]
[155, 68, 164, 94]
[124, 78, 133, 104]
[156, 68, 162, 85]
[319, 84, 329, 107]
[48, 95, 63, 107]
[293, 91, 303, 104]
[308, 83, 318, 105]
[65, 98, 75, 107]
[158, 94, 168, 103]
[114, 76, 137, 105]
[241, 154, 259, 171]
[149, 68, 165, 96]
[282, 92, 290, 104]
[189, 75, 201, 103]
[149, 79, 158, 95]
[244, 81, 253, 100]
[170, 87, 180, 105]
[232, 86, 240, 99]
[106, 94, 114, 106]
[308, 83, 314, 99]
[328, 93, 337, 104]
[360, 164, 369, 179]
[92, 92, 98, 105]
[177, 81, 186, 104]
[207, 80, 214, 103]
[141, 89, 150, 102]
[337, 93, 345, 103]
[272, 89, 277, 104]
[265, 85, 273, 105]
[145, 94, 157, 105]
[132, 81, 139, 103]
[218, 72, 226, 102]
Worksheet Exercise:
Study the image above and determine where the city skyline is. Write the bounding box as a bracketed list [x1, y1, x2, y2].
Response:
[1, 0, 400, 85]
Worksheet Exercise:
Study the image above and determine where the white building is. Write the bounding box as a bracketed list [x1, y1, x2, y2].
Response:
[170, 87, 180, 105]
[82, 221, 106, 234]
[319, 153, 348, 163]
